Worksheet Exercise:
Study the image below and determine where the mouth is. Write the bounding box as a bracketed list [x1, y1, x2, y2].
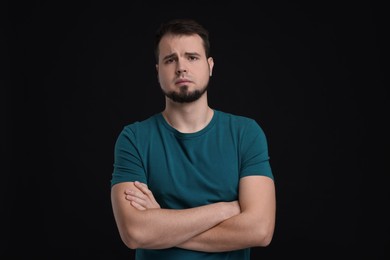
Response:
[175, 79, 191, 85]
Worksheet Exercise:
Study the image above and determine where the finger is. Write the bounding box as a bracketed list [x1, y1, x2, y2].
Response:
[126, 195, 147, 206]
[131, 201, 146, 211]
[134, 182, 153, 196]
[134, 181, 149, 192]
[125, 189, 147, 200]
[131, 182, 160, 208]
[134, 181, 148, 187]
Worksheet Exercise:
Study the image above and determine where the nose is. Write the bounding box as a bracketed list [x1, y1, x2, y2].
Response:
[176, 60, 187, 75]
[176, 68, 187, 75]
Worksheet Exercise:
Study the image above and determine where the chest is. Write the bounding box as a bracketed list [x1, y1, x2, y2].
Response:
[145, 136, 240, 208]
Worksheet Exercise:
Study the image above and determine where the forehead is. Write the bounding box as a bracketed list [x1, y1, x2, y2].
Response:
[158, 34, 205, 56]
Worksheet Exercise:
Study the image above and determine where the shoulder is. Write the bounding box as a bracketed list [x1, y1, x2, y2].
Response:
[116, 113, 162, 143]
[215, 110, 263, 132]
[122, 113, 161, 133]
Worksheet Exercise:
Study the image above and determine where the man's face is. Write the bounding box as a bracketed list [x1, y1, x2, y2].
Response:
[156, 34, 214, 103]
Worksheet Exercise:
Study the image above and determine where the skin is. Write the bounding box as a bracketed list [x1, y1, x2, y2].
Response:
[110, 33, 276, 252]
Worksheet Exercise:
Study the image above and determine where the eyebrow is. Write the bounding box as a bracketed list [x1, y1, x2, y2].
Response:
[162, 52, 201, 61]
[185, 52, 201, 57]
[162, 53, 177, 61]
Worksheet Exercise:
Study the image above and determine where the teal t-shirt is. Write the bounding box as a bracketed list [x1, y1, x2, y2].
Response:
[111, 110, 273, 259]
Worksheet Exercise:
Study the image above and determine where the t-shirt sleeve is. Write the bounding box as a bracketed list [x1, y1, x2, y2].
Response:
[110, 125, 147, 187]
[239, 119, 274, 180]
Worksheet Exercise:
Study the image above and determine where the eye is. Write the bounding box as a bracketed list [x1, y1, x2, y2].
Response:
[188, 56, 198, 61]
[164, 58, 175, 64]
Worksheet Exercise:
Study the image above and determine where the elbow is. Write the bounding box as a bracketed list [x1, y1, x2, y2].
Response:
[120, 228, 147, 249]
[122, 236, 139, 250]
[253, 223, 275, 247]
[258, 229, 274, 247]
[121, 226, 166, 250]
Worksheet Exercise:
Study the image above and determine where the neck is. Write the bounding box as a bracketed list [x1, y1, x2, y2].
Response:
[162, 97, 213, 133]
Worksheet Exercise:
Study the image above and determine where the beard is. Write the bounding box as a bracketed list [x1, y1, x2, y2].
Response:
[162, 84, 208, 103]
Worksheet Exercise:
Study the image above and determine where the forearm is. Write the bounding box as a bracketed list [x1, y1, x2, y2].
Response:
[113, 182, 239, 249]
[115, 177, 275, 251]
[177, 176, 276, 252]
[131, 203, 236, 249]
[177, 212, 265, 252]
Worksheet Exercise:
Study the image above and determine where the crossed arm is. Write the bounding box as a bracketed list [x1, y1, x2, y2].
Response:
[110, 175, 276, 252]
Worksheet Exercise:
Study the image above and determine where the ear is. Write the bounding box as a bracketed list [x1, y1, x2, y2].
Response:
[208, 57, 214, 76]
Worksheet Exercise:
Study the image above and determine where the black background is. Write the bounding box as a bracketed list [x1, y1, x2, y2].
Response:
[3, 1, 388, 259]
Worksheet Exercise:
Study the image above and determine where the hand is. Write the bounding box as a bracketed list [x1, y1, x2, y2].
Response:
[125, 181, 161, 210]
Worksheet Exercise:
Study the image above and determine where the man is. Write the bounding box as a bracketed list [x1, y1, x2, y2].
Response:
[111, 18, 276, 259]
